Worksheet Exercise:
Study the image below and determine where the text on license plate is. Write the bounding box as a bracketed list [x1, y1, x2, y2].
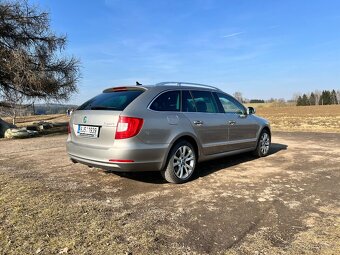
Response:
[77, 125, 99, 138]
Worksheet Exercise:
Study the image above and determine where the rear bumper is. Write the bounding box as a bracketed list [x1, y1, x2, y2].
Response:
[68, 153, 162, 172]
[66, 139, 169, 172]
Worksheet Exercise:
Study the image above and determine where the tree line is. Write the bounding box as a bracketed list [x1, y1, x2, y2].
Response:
[233, 90, 340, 107]
[249, 99, 265, 103]
[296, 90, 339, 106]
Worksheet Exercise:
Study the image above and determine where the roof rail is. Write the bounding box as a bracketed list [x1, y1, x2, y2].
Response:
[155, 81, 221, 91]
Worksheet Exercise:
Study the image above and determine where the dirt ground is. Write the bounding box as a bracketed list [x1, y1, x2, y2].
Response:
[0, 132, 339, 255]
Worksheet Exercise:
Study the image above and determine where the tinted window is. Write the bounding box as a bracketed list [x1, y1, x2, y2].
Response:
[150, 91, 180, 111]
[77, 90, 143, 111]
[216, 93, 245, 114]
[191, 91, 218, 113]
[182, 90, 196, 112]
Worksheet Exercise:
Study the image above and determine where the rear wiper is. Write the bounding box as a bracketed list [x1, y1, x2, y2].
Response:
[90, 106, 119, 110]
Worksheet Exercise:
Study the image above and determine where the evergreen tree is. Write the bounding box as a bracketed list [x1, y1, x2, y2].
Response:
[302, 94, 309, 106]
[296, 96, 303, 106]
[309, 92, 316, 105]
[324, 90, 332, 105]
[319, 90, 332, 105]
[331, 90, 338, 104]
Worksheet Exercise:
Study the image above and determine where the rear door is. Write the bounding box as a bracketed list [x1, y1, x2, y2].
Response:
[70, 88, 144, 147]
[215, 92, 259, 151]
[182, 90, 228, 155]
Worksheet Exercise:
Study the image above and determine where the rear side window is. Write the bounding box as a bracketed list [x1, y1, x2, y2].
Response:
[150, 91, 180, 112]
[182, 90, 196, 112]
[77, 90, 144, 111]
[191, 91, 218, 113]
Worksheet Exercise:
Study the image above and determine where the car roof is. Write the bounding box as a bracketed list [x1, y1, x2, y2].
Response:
[103, 82, 222, 93]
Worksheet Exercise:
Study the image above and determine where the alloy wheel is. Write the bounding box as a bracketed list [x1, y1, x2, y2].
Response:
[260, 132, 270, 155]
[172, 145, 195, 179]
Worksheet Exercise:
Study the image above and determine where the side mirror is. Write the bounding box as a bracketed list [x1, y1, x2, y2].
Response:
[247, 106, 256, 115]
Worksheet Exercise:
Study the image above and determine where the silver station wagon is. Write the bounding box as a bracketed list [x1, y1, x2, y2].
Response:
[67, 82, 271, 183]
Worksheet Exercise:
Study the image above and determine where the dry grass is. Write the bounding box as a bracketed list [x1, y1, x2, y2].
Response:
[253, 104, 340, 133]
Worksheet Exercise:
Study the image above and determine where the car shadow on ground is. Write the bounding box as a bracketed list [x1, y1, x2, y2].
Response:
[195, 143, 287, 179]
[105, 143, 288, 184]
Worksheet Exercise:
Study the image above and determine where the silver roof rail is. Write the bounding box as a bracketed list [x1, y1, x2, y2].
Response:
[155, 81, 221, 91]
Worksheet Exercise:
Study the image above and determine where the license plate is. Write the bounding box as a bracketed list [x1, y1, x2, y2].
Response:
[77, 125, 99, 138]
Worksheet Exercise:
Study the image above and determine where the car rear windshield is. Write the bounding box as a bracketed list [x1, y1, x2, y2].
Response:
[77, 90, 144, 111]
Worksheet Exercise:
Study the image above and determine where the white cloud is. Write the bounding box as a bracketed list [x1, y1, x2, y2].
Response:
[222, 32, 244, 38]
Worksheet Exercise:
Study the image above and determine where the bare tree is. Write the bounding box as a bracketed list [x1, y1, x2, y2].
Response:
[314, 90, 321, 105]
[0, 1, 79, 125]
[233, 92, 243, 103]
[292, 93, 301, 103]
[0, 1, 80, 98]
[0, 88, 34, 124]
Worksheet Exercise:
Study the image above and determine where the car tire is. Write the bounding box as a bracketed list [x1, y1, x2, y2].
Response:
[253, 129, 271, 157]
[161, 141, 197, 184]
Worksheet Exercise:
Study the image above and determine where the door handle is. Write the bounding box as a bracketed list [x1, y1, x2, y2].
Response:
[193, 120, 203, 126]
[228, 121, 236, 125]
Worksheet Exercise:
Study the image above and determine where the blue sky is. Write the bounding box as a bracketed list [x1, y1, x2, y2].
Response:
[35, 0, 340, 104]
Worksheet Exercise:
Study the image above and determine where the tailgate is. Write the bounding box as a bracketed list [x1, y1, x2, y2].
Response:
[70, 110, 121, 147]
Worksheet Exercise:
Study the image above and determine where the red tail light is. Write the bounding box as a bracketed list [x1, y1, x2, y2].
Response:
[67, 122, 71, 134]
[115, 116, 144, 139]
[109, 159, 134, 163]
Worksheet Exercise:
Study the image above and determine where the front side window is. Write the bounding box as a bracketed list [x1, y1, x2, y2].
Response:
[150, 90, 180, 112]
[216, 93, 245, 114]
[191, 91, 218, 113]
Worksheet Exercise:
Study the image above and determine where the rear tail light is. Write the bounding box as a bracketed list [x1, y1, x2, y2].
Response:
[67, 122, 71, 134]
[115, 116, 144, 139]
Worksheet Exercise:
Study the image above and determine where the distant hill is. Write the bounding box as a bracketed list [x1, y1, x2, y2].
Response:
[34, 103, 78, 115]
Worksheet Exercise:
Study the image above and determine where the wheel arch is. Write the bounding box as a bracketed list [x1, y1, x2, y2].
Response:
[256, 124, 271, 140]
[161, 134, 200, 170]
[253, 125, 272, 157]
[261, 126, 271, 138]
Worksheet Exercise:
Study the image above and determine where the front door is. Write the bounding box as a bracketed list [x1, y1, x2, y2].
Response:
[215, 93, 259, 151]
